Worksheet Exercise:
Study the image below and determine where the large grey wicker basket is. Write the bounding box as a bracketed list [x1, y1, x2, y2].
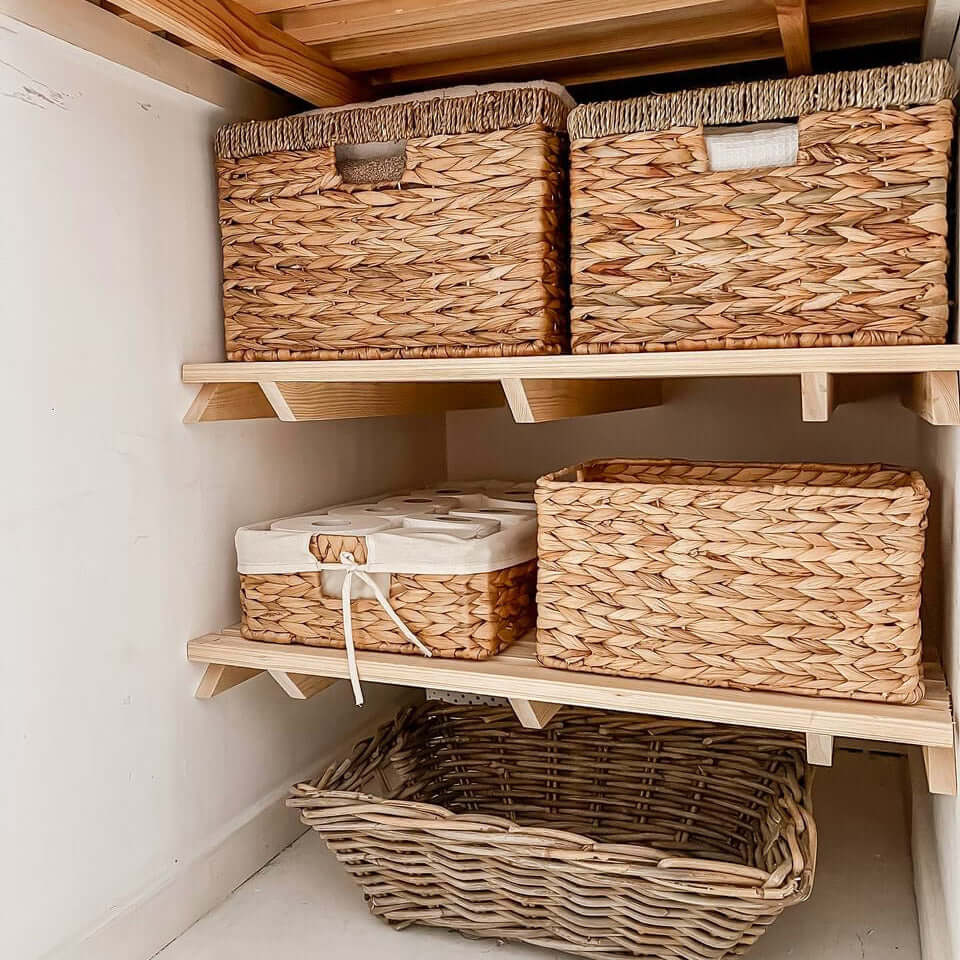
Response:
[290, 703, 816, 959]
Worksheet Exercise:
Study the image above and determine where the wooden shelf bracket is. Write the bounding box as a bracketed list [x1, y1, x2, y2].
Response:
[500, 378, 662, 423]
[509, 698, 563, 729]
[903, 371, 960, 426]
[923, 743, 958, 796]
[805, 732, 834, 766]
[268, 670, 340, 700]
[195, 663, 262, 698]
[800, 372, 836, 422]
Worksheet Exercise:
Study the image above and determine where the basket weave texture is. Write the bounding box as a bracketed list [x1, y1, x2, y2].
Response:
[290, 703, 816, 960]
[216, 87, 570, 361]
[239, 547, 536, 658]
[567, 61, 955, 353]
[536, 459, 928, 703]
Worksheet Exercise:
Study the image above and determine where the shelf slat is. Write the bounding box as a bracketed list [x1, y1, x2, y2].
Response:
[183, 347, 960, 384]
[189, 627, 955, 788]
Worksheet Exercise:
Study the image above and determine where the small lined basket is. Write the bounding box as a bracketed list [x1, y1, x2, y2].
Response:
[290, 703, 816, 959]
[567, 61, 956, 353]
[536, 459, 929, 704]
[216, 83, 572, 361]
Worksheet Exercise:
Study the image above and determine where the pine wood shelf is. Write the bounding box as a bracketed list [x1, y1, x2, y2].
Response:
[183, 346, 960, 425]
[188, 625, 957, 795]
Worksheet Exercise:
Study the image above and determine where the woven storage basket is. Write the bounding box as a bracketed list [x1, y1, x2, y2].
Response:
[567, 61, 956, 353]
[215, 83, 572, 360]
[236, 484, 537, 703]
[290, 702, 816, 960]
[536, 459, 929, 704]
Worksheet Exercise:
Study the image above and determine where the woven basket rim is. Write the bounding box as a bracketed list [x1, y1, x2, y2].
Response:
[290, 703, 815, 900]
[568, 59, 957, 139]
[216, 85, 571, 160]
[537, 458, 929, 500]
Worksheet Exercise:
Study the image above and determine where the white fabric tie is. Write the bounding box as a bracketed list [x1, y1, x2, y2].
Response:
[339, 551, 432, 705]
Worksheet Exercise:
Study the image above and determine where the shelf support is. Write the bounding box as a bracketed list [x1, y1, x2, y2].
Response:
[183, 383, 277, 424]
[195, 664, 262, 699]
[800, 372, 835, 422]
[255, 380, 503, 422]
[903, 371, 960, 426]
[775, 0, 812, 75]
[509, 698, 562, 729]
[268, 670, 339, 700]
[923, 744, 958, 796]
[500, 378, 662, 423]
[805, 733, 834, 766]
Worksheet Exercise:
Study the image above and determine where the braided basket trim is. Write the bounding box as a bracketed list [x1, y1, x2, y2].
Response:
[539, 459, 929, 501]
[217, 86, 572, 160]
[568, 59, 957, 138]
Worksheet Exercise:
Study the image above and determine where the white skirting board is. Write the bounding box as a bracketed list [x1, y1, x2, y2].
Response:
[910, 749, 956, 960]
[41, 694, 419, 960]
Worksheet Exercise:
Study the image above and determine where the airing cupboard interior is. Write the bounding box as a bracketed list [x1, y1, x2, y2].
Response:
[7, 1, 960, 959]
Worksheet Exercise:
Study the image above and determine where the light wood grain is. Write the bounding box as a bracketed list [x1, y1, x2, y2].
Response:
[268, 670, 339, 699]
[904, 371, 960, 425]
[102, 0, 365, 104]
[187, 629, 955, 762]
[183, 382, 276, 423]
[285, 0, 717, 52]
[805, 732, 834, 766]
[256, 381, 504, 421]
[368, 6, 775, 82]
[195, 663, 262, 698]
[500, 378, 662, 423]
[509, 698, 563, 729]
[183, 346, 960, 385]
[800, 372, 835, 422]
[922, 744, 958, 795]
[776, 0, 812, 74]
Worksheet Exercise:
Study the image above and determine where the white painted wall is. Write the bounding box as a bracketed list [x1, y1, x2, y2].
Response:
[1, 13, 443, 960]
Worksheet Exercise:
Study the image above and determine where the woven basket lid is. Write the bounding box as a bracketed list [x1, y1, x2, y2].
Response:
[568, 59, 957, 140]
[217, 80, 574, 160]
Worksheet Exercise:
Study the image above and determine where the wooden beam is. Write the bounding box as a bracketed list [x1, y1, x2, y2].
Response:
[183, 382, 277, 423]
[291, 0, 719, 65]
[805, 733, 834, 766]
[268, 670, 339, 699]
[903, 371, 960, 425]
[776, 0, 812, 74]
[800, 372, 835, 422]
[376, 7, 776, 84]
[509, 698, 563, 730]
[500, 378, 661, 423]
[255, 381, 503, 421]
[923, 744, 957, 795]
[195, 663, 262, 698]
[103, 0, 365, 104]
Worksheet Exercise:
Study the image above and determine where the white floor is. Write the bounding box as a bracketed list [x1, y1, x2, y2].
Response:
[158, 750, 920, 960]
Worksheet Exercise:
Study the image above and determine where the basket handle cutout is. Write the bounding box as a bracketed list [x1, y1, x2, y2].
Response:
[703, 121, 798, 171]
[334, 140, 407, 184]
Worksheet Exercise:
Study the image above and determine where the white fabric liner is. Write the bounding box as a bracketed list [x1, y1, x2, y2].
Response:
[302, 81, 576, 163]
[704, 121, 799, 171]
[236, 483, 537, 576]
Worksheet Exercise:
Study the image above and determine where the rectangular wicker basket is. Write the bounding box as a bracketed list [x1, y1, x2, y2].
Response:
[536, 459, 929, 704]
[215, 83, 572, 360]
[567, 61, 956, 353]
[290, 703, 816, 960]
[236, 484, 538, 702]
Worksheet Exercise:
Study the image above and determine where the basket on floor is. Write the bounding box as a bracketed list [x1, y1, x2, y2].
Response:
[536, 459, 929, 704]
[215, 82, 572, 361]
[567, 61, 956, 353]
[290, 703, 816, 960]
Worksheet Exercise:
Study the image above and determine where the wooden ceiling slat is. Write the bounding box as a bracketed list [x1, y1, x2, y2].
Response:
[287, 0, 726, 50]
[103, 0, 366, 104]
[375, 6, 778, 85]
[776, 0, 813, 74]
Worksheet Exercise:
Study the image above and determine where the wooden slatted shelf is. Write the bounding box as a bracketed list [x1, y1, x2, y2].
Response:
[183, 346, 960, 425]
[188, 625, 957, 795]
